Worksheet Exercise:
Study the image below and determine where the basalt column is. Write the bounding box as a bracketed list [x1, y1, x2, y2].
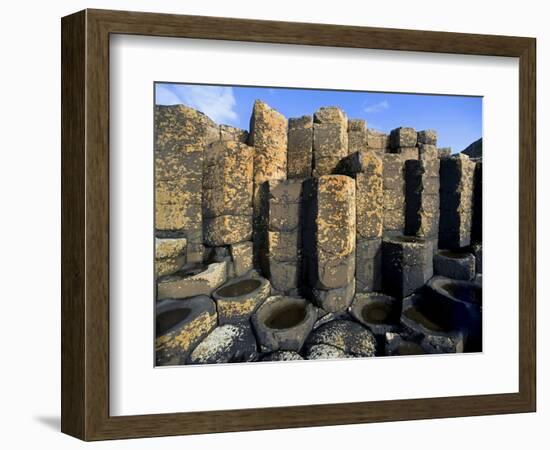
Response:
[336, 151, 383, 292]
[471, 160, 482, 243]
[287, 116, 313, 179]
[439, 154, 475, 249]
[383, 153, 406, 236]
[155, 105, 219, 262]
[203, 140, 254, 246]
[405, 131, 441, 250]
[367, 129, 390, 155]
[262, 179, 305, 295]
[312, 107, 348, 177]
[348, 119, 368, 153]
[249, 100, 288, 267]
[304, 175, 356, 312]
[390, 126, 418, 160]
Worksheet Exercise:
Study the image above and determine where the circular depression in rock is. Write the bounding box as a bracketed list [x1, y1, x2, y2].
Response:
[158, 263, 207, 282]
[156, 308, 191, 337]
[216, 279, 262, 298]
[265, 303, 307, 330]
[361, 300, 399, 325]
[403, 306, 452, 333]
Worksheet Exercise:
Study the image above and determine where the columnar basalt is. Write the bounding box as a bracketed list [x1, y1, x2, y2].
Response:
[390, 126, 418, 160]
[262, 179, 305, 294]
[287, 116, 313, 179]
[348, 119, 368, 153]
[312, 107, 349, 177]
[382, 154, 406, 235]
[471, 160, 482, 243]
[202, 140, 254, 246]
[439, 154, 475, 249]
[366, 129, 390, 154]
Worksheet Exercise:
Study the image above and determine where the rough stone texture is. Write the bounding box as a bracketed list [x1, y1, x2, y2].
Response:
[157, 261, 228, 300]
[382, 235, 434, 298]
[312, 279, 355, 313]
[312, 107, 348, 177]
[395, 146, 418, 161]
[382, 154, 406, 235]
[418, 143, 439, 161]
[155, 237, 187, 277]
[303, 175, 356, 290]
[287, 116, 313, 179]
[187, 323, 258, 364]
[259, 179, 305, 293]
[306, 343, 353, 360]
[471, 160, 482, 243]
[438, 147, 452, 158]
[155, 296, 217, 365]
[305, 320, 377, 357]
[219, 124, 248, 143]
[230, 241, 253, 276]
[260, 351, 304, 361]
[203, 140, 254, 246]
[471, 243, 482, 274]
[213, 276, 271, 325]
[367, 129, 390, 152]
[249, 100, 288, 266]
[348, 119, 368, 153]
[390, 127, 417, 149]
[155, 105, 220, 245]
[417, 130, 438, 146]
[439, 154, 475, 249]
[355, 237, 382, 292]
[433, 250, 475, 281]
[405, 158, 440, 239]
[349, 292, 400, 335]
[252, 296, 317, 352]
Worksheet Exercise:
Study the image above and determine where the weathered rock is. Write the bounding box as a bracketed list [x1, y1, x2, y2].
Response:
[287, 116, 313, 179]
[418, 143, 439, 161]
[306, 344, 353, 360]
[390, 127, 417, 149]
[230, 241, 253, 276]
[385, 332, 427, 356]
[349, 293, 400, 335]
[382, 154, 406, 234]
[157, 261, 227, 300]
[471, 243, 482, 274]
[305, 320, 377, 357]
[355, 237, 382, 292]
[471, 160, 482, 243]
[438, 147, 452, 158]
[405, 159, 440, 239]
[312, 107, 348, 176]
[213, 276, 271, 324]
[439, 154, 475, 249]
[348, 119, 368, 153]
[155, 237, 187, 277]
[312, 279, 355, 313]
[186, 243, 205, 263]
[219, 124, 248, 143]
[203, 215, 253, 246]
[155, 105, 219, 242]
[433, 250, 475, 280]
[382, 235, 434, 298]
[417, 130, 438, 146]
[396, 146, 418, 161]
[303, 176, 356, 290]
[187, 323, 258, 364]
[155, 296, 217, 365]
[367, 129, 390, 151]
[259, 351, 304, 362]
[252, 296, 317, 352]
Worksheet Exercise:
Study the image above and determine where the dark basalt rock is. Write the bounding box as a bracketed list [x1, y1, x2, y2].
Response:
[304, 320, 377, 357]
[252, 296, 317, 352]
[259, 351, 304, 362]
[213, 275, 271, 325]
[305, 343, 355, 360]
[385, 332, 427, 356]
[312, 279, 355, 313]
[155, 296, 217, 366]
[349, 293, 401, 335]
[433, 249, 476, 280]
[187, 323, 258, 364]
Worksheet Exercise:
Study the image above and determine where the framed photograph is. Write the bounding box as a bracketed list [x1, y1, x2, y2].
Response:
[61, 9, 536, 440]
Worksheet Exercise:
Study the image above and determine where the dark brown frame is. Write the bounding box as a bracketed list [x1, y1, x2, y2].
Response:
[61, 9, 536, 441]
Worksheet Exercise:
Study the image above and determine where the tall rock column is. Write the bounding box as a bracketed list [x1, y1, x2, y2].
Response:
[335, 151, 383, 292]
[248, 100, 288, 268]
[439, 154, 475, 249]
[304, 175, 356, 312]
[348, 119, 368, 153]
[405, 131, 440, 249]
[312, 107, 348, 177]
[287, 116, 313, 179]
[203, 140, 254, 246]
[390, 126, 418, 160]
[367, 129, 390, 155]
[262, 179, 305, 295]
[155, 105, 219, 262]
[382, 154, 406, 236]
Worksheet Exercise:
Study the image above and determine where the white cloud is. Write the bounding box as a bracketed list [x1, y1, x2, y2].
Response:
[363, 100, 389, 114]
[156, 84, 239, 124]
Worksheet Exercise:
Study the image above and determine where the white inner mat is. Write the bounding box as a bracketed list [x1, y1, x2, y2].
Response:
[110, 34, 519, 416]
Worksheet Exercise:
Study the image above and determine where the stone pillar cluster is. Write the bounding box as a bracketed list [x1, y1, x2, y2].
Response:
[312, 107, 348, 177]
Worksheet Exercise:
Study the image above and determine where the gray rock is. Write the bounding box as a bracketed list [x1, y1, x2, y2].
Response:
[390, 127, 417, 149]
[288, 116, 313, 179]
[433, 249, 476, 280]
[417, 130, 438, 146]
[259, 351, 304, 362]
[306, 344, 354, 360]
[349, 293, 400, 335]
[157, 261, 228, 300]
[305, 320, 377, 357]
[312, 279, 356, 313]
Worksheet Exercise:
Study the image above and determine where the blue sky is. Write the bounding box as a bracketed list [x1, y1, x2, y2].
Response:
[156, 83, 482, 153]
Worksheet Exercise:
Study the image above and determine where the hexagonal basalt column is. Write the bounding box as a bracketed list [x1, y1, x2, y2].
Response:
[367, 129, 390, 153]
[382, 235, 434, 298]
[287, 116, 313, 179]
[312, 107, 348, 177]
[155, 237, 187, 277]
[303, 175, 356, 293]
[382, 154, 406, 235]
[433, 249, 476, 281]
[348, 119, 368, 153]
[155, 296, 217, 365]
[439, 154, 475, 249]
[252, 296, 317, 352]
[203, 140, 254, 246]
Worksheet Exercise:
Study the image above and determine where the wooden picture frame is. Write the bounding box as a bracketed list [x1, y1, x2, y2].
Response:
[61, 9, 536, 441]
